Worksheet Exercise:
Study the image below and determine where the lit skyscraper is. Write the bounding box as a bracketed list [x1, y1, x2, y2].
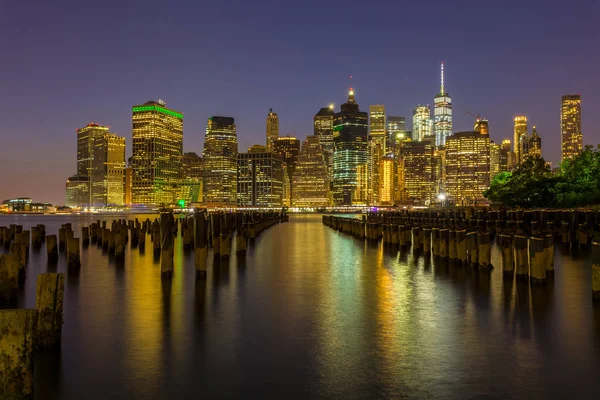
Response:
[401, 140, 435, 205]
[561, 94, 582, 161]
[387, 116, 406, 151]
[369, 105, 386, 205]
[203, 116, 238, 207]
[378, 157, 395, 206]
[273, 135, 300, 202]
[182, 152, 203, 179]
[513, 116, 528, 165]
[445, 131, 490, 206]
[314, 106, 335, 180]
[474, 118, 489, 135]
[266, 108, 279, 151]
[131, 100, 183, 205]
[433, 62, 452, 146]
[292, 135, 329, 207]
[490, 141, 501, 180]
[500, 139, 512, 171]
[412, 105, 432, 142]
[527, 126, 542, 159]
[91, 133, 125, 205]
[333, 87, 368, 206]
[237, 150, 283, 207]
[77, 123, 110, 177]
[65, 175, 90, 208]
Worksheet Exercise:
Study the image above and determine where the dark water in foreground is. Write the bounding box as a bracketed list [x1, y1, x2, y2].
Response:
[2, 213, 600, 399]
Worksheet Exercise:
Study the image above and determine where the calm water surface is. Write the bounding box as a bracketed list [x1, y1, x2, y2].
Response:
[2, 213, 600, 399]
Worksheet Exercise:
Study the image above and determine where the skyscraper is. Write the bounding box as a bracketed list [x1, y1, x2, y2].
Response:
[182, 152, 203, 179]
[76, 123, 110, 203]
[314, 106, 335, 179]
[445, 131, 490, 206]
[412, 106, 432, 142]
[131, 100, 183, 205]
[369, 105, 386, 205]
[387, 116, 406, 151]
[273, 135, 300, 202]
[266, 108, 279, 151]
[378, 157, 395, 206]
[402, 140, 435, 205]
[237, 150, 283, 207]
[203, 116, 238, 207]
[433, 62, 452, 146]
[500, 139, 512, 171]
[91, 133, 125, 205]
[561, 94, 582, 161]
[333, 87, 369, 206]
[292, 135, 329, 207]
[65, 175, 90, 208]
[513, 116, 528, 165]
[474, 118, 489, 135]
[490, 141, 501, 180]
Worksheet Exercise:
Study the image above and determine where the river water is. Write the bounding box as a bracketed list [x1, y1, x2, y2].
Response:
[1, 213, 600, 399]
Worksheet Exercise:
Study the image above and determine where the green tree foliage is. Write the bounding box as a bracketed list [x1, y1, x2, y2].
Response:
[485, 147, 600, 208]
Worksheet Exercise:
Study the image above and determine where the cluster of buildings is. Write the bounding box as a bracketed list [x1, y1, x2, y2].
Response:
[65, 66, 584, 209]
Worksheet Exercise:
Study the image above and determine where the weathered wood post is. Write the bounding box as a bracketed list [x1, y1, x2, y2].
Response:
[58, 226, 66, 251]
[236, 213, 247, 254]
[421, 228, 430, 254]
[456, 230, 467, 265]
[467, 231, 478, 267]
[448, 230, 458, 263]
[194, 210, 208, 278]
[220, 213, 232, 259]
[0, 309, 38, 399]
[31, 226, 43, 249]
[10, 242, 27, 273]
[114, 232, 126, 261]
[514, 235, 529, 279]
[152, 222, 161, 257]
[529, 236, 547, 283]
[46, 234, 58, 263]
[108, 230, 115, 254]
[211, 213, 221, 256]
[0, 254, 19, 299]
[82, 226, 90, 246]
[160, 210, 174, 278]
[66, 237, 81, 270]
[439, 229, 449, 259]
[139, 228, 146, 252]
[477, 232, 492, 270]
[498, 233, 514, 277]
[35, 273, 64, 348]
[545, 234, 554, 277]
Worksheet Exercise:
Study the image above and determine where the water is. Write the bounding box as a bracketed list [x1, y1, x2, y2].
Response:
[2, 213, 600, 399]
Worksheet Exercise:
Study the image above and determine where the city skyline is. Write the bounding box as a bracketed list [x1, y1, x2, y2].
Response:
[1, 0, 598, 204]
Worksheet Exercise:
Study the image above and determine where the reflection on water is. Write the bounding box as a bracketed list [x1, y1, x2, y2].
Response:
[1, 214, 600, 399]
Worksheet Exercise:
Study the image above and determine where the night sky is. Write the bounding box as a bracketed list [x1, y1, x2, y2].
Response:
[1, 0, 598, 205]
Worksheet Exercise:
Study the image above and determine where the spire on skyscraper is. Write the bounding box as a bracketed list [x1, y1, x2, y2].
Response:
[440, 62, 445, 95]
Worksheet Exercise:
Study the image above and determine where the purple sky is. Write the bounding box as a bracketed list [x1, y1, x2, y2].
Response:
[1, 0, 598, 205]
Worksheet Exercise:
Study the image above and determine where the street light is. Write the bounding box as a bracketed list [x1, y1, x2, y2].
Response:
[438, 193, 447, 207]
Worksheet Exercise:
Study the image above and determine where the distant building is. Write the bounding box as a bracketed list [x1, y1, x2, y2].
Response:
[91, 133, 125, 205]
[76, 123, 110, 203]
[474, 118, 489, 135]
[561, 94, 582, 161]
[333, 88, 368, 206]
[273, 136, 301, 202]
[513, 116, 528, 165]
[527, 126, 542, 159]
[182, 152, 203, 179]
[266, 108, 279, 151]
[131, 100, 183, 205]
[378, 157, 395, 206]
[445, 131, 490, 206]
[413, 105, 432, 142]
[490, 141, 501, 180]
[292, 135, 329, 207]
[387, 116, 406, 152]
[203, 116, 238, 207]
[124, 166, 132, 205]
[66, 175, 90, 208]
[314, 106, 335, 180]
[248, 144, 267, 154]
[369, 105, 386, 205]
[500, 139, 512, 171]
[433, 63, 452, 146]
[237, 151, 283, 207]
[402, 140, 435, 205]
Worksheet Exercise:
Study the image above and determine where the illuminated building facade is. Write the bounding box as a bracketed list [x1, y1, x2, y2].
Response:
[203, 116, 238, 207]
[402, 140, 435, 205]
[527, 126, 542, 159]
[314, 106, 335, 180]
[513, 116, 528, 165]
[282, 164, 291, 207]
[474, 118, 489, 135]
[333, 88, 368, 206]
[412, 105, 432, 142]
[445, 131, 490, 206]
[131, 100, 183, 205]
[500, 139, 512, 171]
[266, 108, 279, 151]
[237, 151, 283, 207]
[125, 166, 132, 205]
[561, 94, 582, 161]
[76, 123, 110, 202]
[65, 175, 90, 207]
[91, 133, 125, 205]
[369, 105, 386, 205]
[387, 116, 406, 151]
[433, 62, 452, 146]
[292, 135, 329, 207]
[378, 157, 395, 206]
[490, 141, 501, 180]
[273, 136, 300, 202]
[182, 152, 203, 179]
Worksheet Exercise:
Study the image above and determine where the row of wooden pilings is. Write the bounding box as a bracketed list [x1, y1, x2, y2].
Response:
[0, 210, 286, 398]
[323, 214, 557, 283]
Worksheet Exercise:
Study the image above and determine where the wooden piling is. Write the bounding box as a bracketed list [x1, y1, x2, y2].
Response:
[66, 237, 81, 270]
[498, 233, 514, 277]
[514, 235, 528, 279]
[35, 273, 64, 348]
[194, 211, 208, 277]
[46, 235, 58, 263]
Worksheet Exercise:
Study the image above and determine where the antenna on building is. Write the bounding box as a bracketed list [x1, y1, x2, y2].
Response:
[440, 62, 445, 94]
